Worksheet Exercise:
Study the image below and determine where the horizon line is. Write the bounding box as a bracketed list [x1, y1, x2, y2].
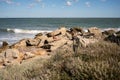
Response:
[0, 17, 120, 18]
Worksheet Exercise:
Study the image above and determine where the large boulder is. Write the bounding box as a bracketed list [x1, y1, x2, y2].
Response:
[31, 48, 46, 55]
[50, 38, 68, 51]
[26, 39, 40, 46]
[18, 47, 47, 56]
[0, 41, 9, 53]
[88, 27, 102, 38]
[23, 52, 35, 60]
[34, 35, 48, 47]
[35, 33, 43, 37]
[0, 49, 24, 66]
[65, 32, 73, 40]
[78, 36, 98, 48]
[105, 31, 120, 45]
[70, 27, 84, 34]
[11, 39, 27, 48]
[2, 41, 9, 47]
[46, 27, 67, 37]
[102, 29, 116, 36]
[34, 33, 43, 39]
[116, 31, 120, 36]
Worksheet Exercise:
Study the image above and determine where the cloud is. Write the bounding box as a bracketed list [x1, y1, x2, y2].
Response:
[1, 0, 13, 4]
[85, 1, 91, 7]
[0, 0, 20, 5]
[28, 0, 43, 8]
[66, 1, 72, 6]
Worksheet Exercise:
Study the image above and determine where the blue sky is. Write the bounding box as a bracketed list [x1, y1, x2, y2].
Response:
[0, 0, 120, 18]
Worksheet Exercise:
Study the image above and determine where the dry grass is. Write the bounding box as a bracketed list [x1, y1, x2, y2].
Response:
[0, 41, 120, 80]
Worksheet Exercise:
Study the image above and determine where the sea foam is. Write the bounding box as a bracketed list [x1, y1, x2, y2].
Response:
[7, 28, 52, 34]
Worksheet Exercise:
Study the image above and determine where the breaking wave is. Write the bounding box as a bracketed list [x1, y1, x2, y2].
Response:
[6, 28, 52, 34]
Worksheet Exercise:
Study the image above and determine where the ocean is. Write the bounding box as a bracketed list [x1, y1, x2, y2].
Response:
[0, 18, 120, 46]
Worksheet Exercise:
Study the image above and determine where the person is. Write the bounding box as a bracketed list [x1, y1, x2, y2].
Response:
[72, 31, 80, 54]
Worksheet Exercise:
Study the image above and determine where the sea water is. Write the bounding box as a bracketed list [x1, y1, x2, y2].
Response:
[0, 18, 120, 46]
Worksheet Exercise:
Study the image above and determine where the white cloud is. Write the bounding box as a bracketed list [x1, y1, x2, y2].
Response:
[66, 1, 72, 6]
[2, 0, 14, 4]
[85, 1, 91, 7]
[28, 0, 43, 8]
[1, 0, 20, 6]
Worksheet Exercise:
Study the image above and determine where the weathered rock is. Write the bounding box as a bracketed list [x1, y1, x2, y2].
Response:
[78, 36, 98, 47]
[32, 48, 46, 55]
[50, 38, 68, 51]
[83, 32, 95, 38]
[35, 33, 43, 37]
[46, 37, 54, 43]
[41, 44, 53, 49]
[105, 33, 120, 45]
[65, 32, 72, 40]
[11, 39, 27, 48]
[88, 27, 102, 38]
[24, 52, 35, 60]
[70, 27, 84, 34]
[26, 39, 39, 46]
[116, 31, 120, 36]
[34, 33, 43, 39]
[0, 41, 9, 53]
[0, 49, 24, 66]
[2, 41, 9, 47]
[46, 27, 67, 37]
[34, 35, 48, 47]
[102, 29, 116, 36]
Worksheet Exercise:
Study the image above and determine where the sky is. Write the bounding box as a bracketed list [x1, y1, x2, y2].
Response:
[0, 0, 120, 18]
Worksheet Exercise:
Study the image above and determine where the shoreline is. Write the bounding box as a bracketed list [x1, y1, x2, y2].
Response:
[0, 27, 120, 45]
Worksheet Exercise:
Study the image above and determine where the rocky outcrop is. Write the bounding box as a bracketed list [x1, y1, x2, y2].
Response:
[0, 27, 119, 68]
[88, 27, 102, 38]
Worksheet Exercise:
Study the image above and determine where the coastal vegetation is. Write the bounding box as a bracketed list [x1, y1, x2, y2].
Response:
[0, 41, 120, 80]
